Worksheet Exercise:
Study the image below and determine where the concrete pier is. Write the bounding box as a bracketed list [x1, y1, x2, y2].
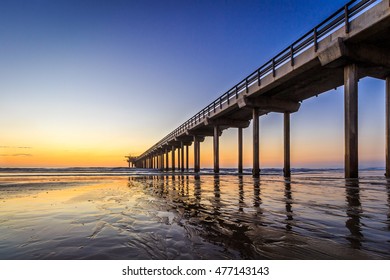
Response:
[133, 0, 390, 178]
[344, 64, 359, 179]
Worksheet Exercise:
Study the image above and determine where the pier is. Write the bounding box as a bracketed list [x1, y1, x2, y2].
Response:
[133, 0, 390, 178]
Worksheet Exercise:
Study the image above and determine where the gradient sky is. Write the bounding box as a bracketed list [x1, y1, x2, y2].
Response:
[0, 0, 386, 168]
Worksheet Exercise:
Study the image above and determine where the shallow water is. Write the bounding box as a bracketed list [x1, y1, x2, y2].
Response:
[0, 168, 389, 259]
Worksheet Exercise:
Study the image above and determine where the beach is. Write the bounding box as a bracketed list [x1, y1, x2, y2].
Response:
[0, 168, 389, 259]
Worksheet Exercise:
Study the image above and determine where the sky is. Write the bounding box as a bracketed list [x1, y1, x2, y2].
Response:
[0, 0, 387, 168]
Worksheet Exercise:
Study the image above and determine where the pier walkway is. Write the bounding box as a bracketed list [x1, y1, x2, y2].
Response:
[132, 0, 390, 178]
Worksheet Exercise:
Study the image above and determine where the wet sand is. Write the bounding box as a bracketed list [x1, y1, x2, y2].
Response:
[0, 172, 389, 259]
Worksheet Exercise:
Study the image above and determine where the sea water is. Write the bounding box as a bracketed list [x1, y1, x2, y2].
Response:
[0, 168, 389, 259]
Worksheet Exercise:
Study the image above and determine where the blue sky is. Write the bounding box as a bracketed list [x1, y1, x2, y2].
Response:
[0, 0, 386, 167]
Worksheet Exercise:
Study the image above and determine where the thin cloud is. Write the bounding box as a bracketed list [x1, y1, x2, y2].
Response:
[0, 146, 33, 149]
[0, 154, 33, 157]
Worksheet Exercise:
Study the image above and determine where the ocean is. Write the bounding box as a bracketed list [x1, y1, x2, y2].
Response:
[0, 167, 389, 259]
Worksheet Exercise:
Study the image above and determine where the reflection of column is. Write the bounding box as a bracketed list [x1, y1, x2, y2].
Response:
[345, 179, 363, 249]
[253, 178, 261, 209]
[387, 181, 390, 231]
[213, 175, 221, 216]
[157, 175, 168, 197]
[177, 175, 183, 194]
[284, 182, 293, 231]
[194, 175, 201, 205]
[238, 176, 244, 212]
[184, 175, 189, 197]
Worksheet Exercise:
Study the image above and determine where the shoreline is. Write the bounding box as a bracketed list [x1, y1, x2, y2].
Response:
[0, 172, 389, 259]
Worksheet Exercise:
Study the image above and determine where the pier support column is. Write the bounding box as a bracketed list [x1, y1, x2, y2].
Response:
[197, 140, 201, 172]
[213, 126, 220, 174]
[194, 136, 201, 173]
[284, 112, 291, 177]
[172, 146, 176, 172]
[160, 153, 164, 171]
[186, 145, 189, 171]
[165, 149, 169, 171]
[386, 76, 390, 177]
[344, 64, 359, 178]
[178, 147, 181, 170]
[253, 108, 260, 178]
[181, 142, 185, 172]
[194, 137, 199, 173]
[238, 127, 243, 174]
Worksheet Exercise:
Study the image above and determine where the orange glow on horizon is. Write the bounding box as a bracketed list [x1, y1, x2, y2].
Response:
[0, 146, 144, 168]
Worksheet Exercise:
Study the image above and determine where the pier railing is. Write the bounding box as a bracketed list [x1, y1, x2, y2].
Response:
[138, 0, 380, 160]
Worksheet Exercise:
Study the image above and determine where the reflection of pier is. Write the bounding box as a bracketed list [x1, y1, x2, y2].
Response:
[387, 180, 390, 230]
[125, 173, 390, 258]
[284, 182, 294, 231]
[132, 0, 390, 178]
[345, 179, 363, 248]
